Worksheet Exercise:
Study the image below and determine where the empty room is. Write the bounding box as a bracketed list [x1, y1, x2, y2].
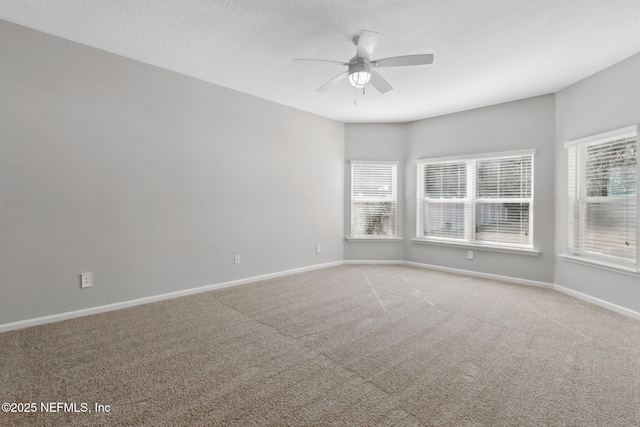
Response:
[2, 1, 640, 426]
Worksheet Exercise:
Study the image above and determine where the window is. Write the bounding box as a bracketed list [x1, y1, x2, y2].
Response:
[350, 161, 398, 239]
[415, 150, 534, 250]
[566, 125, 637, 266]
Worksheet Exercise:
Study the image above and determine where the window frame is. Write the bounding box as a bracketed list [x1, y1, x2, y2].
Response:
[348, 160, 400, 241]
[413, 150, 538, 255]
[563, 125, 639, 271]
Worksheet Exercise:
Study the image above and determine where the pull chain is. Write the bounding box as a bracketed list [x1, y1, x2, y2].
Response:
[354, 87, 366, 106]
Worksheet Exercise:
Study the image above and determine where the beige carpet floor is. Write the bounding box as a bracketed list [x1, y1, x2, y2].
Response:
[1, 264, 640, 426]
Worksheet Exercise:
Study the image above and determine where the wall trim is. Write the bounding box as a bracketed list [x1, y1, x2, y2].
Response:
[405, 261, 640, 320]
[343, 260, 405, 265]
[403, 260, 554, 289]
[345, 238, 403, 243]
[410, 238, 540, 256]
[0, 261, 344, 333]
[553, 284, 640, 321]
[4, 259, 640, 333]
[559, 253, 640, 277]
[347, 260, 553, 289]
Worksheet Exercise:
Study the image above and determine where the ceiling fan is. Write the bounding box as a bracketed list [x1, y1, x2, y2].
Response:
[293, 30, 434, 94]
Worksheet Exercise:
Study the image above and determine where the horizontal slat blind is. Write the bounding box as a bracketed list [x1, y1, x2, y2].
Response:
[425, 163, 467, 198]
[422, 162, 467, 239]
[566, 129, 637, 263]
[476, 157, 532, 199]
[475, 155, 532, 246]
[351, 162, 397, 238]
[417, 151, 534, 249]
[423, 201, 467, 239]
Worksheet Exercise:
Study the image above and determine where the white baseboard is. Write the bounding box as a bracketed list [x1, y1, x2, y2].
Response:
[404, 260, 640, 320]
[403, 261, 554, 289]
[553, 284, 640, 321]
[0, 261, 343, 333]
[4, 260, 639, 332]
[343, 260, 404, 265]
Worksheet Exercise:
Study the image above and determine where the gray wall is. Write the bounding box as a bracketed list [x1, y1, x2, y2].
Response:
[403, 95, 556, 283]
[0, 21, 345, 325]
[4, 19, 640, 327]
[555, 52, 640, 312]
[344, 124, 405, 261]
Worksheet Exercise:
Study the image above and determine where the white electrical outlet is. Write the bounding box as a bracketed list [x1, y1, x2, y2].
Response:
[234, 255, 240, 265]
[316, 244, 321, 254]
[467, 250, 474, 260]
[81, 272, 93, 288]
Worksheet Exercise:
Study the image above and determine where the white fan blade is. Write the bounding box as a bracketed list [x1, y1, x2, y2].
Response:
[372, 54, 434, 68]
[369, 70, 393, 93]
[356, 30, 380, 59]
[293, 59, 349, 66]
[317, 71, 348, 91]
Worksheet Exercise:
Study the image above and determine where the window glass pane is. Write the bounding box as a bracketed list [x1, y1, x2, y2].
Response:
[582, 201, 636, 261]
[566, 127, 637, 264]
[417, 152, 534, 249]
[477, 156, 532, 198]
[424, 202, 465, 239]
[475, 202, 530, 245]
[585, 137, 636, 197]
[352, 165, 394, 200]
[351, 163, 397, 238]
[425, 163, 466, 198]
[352, 201, 396, 237]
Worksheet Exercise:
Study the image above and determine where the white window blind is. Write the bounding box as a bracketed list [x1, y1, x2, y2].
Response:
[475, 156, 532, 246]
[566, 126, 637, 264]
[350, 161, 398, 238]
[416, 151, 534, 249]
[420, 161, 467, 240]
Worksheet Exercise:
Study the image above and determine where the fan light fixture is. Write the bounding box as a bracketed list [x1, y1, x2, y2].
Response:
[348, 64, 371, 88]
[293, 30, 434, 94]
[349, 71, 371, 88]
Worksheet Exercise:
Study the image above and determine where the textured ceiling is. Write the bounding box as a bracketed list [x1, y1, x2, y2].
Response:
[1, 0, 640, 123]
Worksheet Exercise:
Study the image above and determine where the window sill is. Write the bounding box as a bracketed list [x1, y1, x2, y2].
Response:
[559, 254, 640, 277]
[346, 237, 403, 243]
[410, 238, 540, 256]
